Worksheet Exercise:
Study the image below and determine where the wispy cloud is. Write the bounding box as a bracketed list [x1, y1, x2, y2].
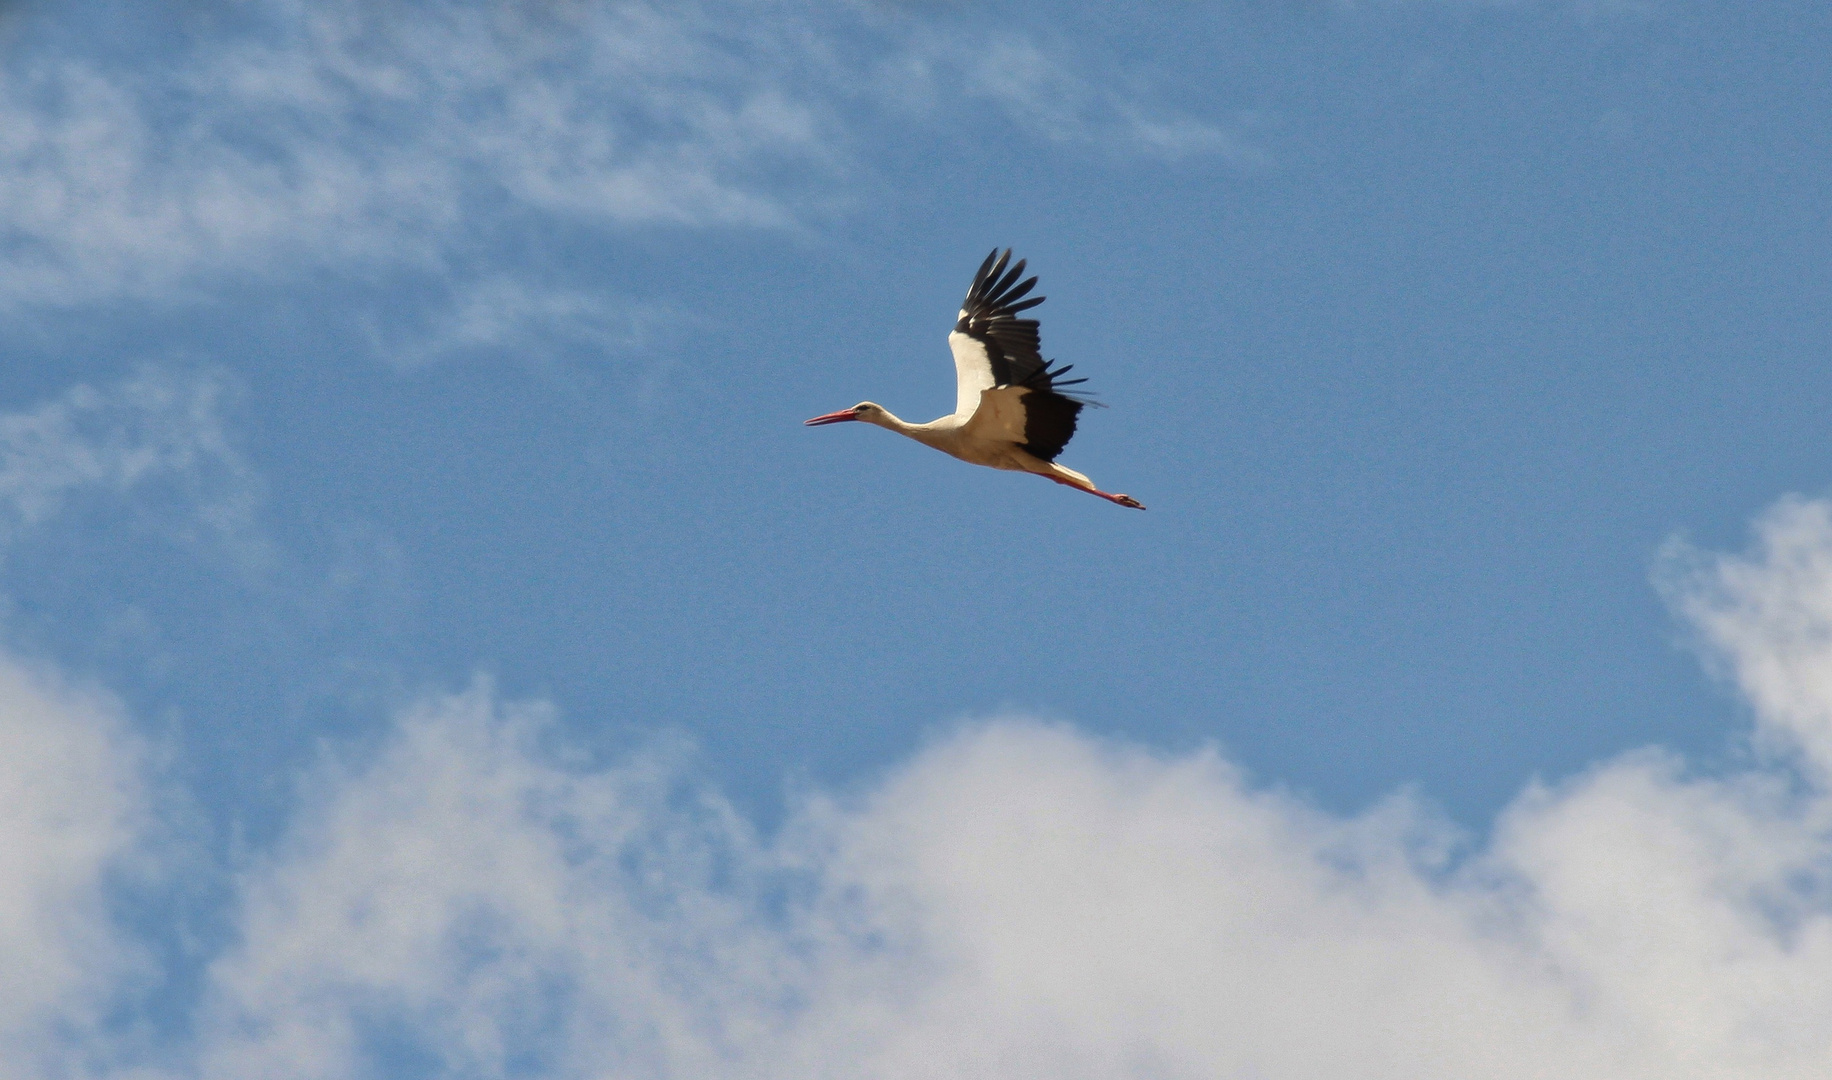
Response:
[0, 2, 830, 310]
[0, 0, 1250, 331]
[0, 367, 262, 561]
[4, 491, 1832, 1076]
[367, 276, 675, 372]
[950, 36, 1269, 166]
[0, 370, 417, 657]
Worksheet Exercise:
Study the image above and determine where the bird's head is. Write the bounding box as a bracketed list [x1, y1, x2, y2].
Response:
[804, 402, 883, 427]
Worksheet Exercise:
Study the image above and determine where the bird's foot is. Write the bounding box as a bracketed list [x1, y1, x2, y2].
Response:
[1101, 491, 1146, 510]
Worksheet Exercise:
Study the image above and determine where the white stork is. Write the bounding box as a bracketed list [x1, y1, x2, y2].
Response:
[805, 249, 1145, 509]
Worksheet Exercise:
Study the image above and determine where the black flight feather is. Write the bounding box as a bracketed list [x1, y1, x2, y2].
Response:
[955, 249, 1108, 460]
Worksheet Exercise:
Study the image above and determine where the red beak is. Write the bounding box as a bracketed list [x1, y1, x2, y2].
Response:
[804, 408, 862, 426]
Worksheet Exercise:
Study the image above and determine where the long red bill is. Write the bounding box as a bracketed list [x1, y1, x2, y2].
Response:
[803, 409, 862, 426]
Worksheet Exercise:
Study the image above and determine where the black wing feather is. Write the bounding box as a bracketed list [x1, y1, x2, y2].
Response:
[1019, 388, 1084, 462]
[957, 249, 1046, 387]
[956, 249, 1106, 460]
[956, 248, 1096, 399]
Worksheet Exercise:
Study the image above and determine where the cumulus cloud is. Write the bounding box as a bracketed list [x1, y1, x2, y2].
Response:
[14, 413, 1832, 1074]
[150, 497, 1832, 1079]
[170, 697, 1832, 1079]
[1660, 496, 1832, 780]
[0, 657, 149, 1077]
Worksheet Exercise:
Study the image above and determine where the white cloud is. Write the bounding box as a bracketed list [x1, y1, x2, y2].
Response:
[0, 367, 261, 559]
[19, 410, 1832, 1075]
[1659, 496, 1832, 779]
[164, 496, 1832, 1079]
[172, 704, 1832, 1079]
[949, 36, 1268, 166]
[0, 1, 826, 309]
[0, 369, 429, 678]
[0, 656, 149, 1077]
[192, 690, 781, 1079]
[0, 0, 1248, 320]
[367, 276, 674, 372]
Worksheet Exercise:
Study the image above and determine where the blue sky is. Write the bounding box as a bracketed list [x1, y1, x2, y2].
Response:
[7, 1, 1832, 1076]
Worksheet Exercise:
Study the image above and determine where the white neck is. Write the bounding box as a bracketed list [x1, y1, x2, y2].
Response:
[864, 407, 957, 450]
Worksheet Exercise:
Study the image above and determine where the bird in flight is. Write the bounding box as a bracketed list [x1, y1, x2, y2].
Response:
[805, 249, 1145, 509]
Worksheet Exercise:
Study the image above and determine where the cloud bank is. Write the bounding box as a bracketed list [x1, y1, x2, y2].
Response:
[2, 491, 1831, 1076]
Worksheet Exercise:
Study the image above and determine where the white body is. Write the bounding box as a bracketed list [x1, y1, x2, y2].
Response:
[848, 330, 1100, 491]
[805, 252, 1141, 509]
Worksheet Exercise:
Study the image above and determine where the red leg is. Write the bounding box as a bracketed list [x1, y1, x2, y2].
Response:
[1041, 472, 1145, 509]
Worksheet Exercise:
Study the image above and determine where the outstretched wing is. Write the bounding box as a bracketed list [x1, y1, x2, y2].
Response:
[947, 249, 1096, 460]
[949, 248, 1045, 411]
